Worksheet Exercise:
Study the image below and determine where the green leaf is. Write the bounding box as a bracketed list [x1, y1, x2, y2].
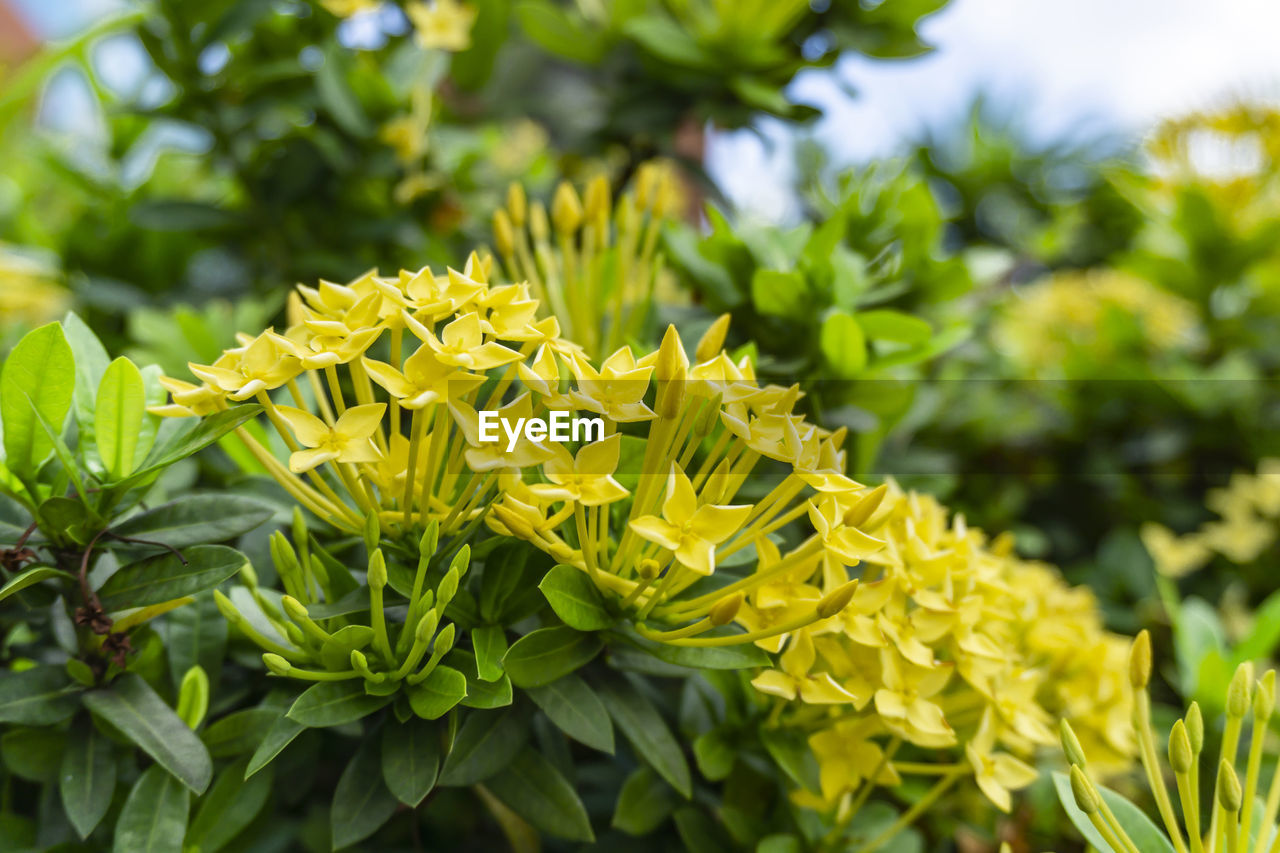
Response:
[83, 674, 212, 794]
[381, 717, 439, 807]
[820, 310, 868, 378]
[60, 721, 116, 839]
[439, 706, 529, 786]
[112, 765, 190, 853]
[478, 541, 532, 623]
[472, 625, 507, 682]
[95, 357, 146, 479]
[502, 626, 602, 688]
[331, 738, 398, 849]
[856, 309, 932, 344]
[750, 270, 810, 320]
[693, 730, 734, 781]
[317, 43, 372, 137]
[759, 726, 820, 794]
[0, 665, 81, 725]
[486, 746, 595, 842]
[164, 591, 228, 692]
[287, 680, 392, 728]
[186, 757, 272, 853]
[622, 14, 714, 70]
[61, 311, 109, 460]
[448, 651, 512, 709]
[0, 321, 75, 476]
[112, 495, 275, 549]
[0, 565, 74, 604]
[538, 564, 612, 631]
[1053, 771, 1176, 853]
[612, 766, 676, 836]
[128, 200, 240, 232]
[200, 707, 279, 758]
[597, 677, 691, 798]
[527, 674, 613, 754]
[407, 665, 467, 720]
[1, 726, 64, 780]
[124, 406, 261, 486]
[1233, 587, 1280, 665]
[515, 0, 607, 64]
[245, 715, 305, 778]
[96, 545, 245, 613]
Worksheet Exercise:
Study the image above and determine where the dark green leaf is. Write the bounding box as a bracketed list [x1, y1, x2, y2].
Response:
[612, 766, 676, 836]
[186, 757, 272, 853]
[128, 200, 241, 232]
[200, 707, 280, 758]
[112, 495, 275, 549]
[245, 715, 304, 778]
[597, 677, 691, 798]
[164, 591, 228, 692]
[83, 674, 212, 793]
[693, 730, 735, 781]
[112, 765, 189, 853]
[486, 746, 594, 842]
[1, 726, 64, 780]
[502, 626, 602, 688]
[60, 721, 115, 839]
[539, 564, 613, 630]
[527, 674, 613, 754]
[515, 0, 607, 64]
[286, 680, 391, 727]
[0, 321, 75, 476]
[316, 44, 372, 137]
[381, 717, 439, 807]
[97, 545, 245, 613]
[439, 706, 528, 786]
[0, 665, 81, 725]
[407, 665, 467, 720]
[759, 727, 820, 794]
[331, 738, 397, 850]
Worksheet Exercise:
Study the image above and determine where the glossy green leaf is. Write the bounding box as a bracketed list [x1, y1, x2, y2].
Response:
[612, 766, 676, 836]
[112, 765, 190, 853]
[112, 495, 275, 549]
[1, 726, 64, 780]
[407, 665, 467, 720]
[502, 626, 602, 688]
[759, 726, 820, 794]
[381, 717, 439, 807]
[124, 405, 261, 485]
[597, 677, 691, 798]
[1053, 771, 1175, 853]
[820, 310, 867, 378]
[61, 311, 109, 444]
[95, 357, 146, 479]
[186, 757, 272, 853]
[83, 674, 212, 794]
[538, 564, 612, 631]
[286, 680, 391, 728]
[486, 746, 594, 842]
[439, 706, 529, 786]
[331, 738, 397, 849]
[0, 566, 74, 604]
[472, 625, 507, 682]
[0, 321, 75, 476]
[527, 674, 613, 754]
[60, 720, 116, 839]
[200, 707, 279, 758]
[245, 715, 305, 778]
[0, 665, 81, 725]
[164, 591, 228, 692]
[96, 545, 245, 613]
[448, 650, 512, 709]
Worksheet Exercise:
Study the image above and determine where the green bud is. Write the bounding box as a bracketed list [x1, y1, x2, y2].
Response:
[269, 531, 300, 579]
[1129, 630, 1152, 689]
[239, 560, 260, 589]
[437, 568, 459, 610]
[694, 393, 723, 437]
[284, 623, 307, 647]
[1069, 766, 1100, 815]
[1216, 759, 1242, 813]
[1255, 670, 1276, 722]
[449, 544, 470, 579]
[420, 520, 439, 563]
[1227, 661, 1254, 719]
[434, 623, 456, 656]
[1060, 720, 1087, 769]
[1168, 720, 1192, 774]
[213, 590, 242, 625]
[493, 209, 515, 258]
[368, 550, 388, 590]
[708, 593, 742, 627]
[292, 506, 308, 547]
[263, 654, 291, 677]
[363, 512, 380, 557]
[415, 610, 439, 644]
[176, 666, 209, 729]
[282, 595, 309, 623]
[637, 559, 660, 580]
[507, 182, 527, 227]
[1186, 702, 1204, 754]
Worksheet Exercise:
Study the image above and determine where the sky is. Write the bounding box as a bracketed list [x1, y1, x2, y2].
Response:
[13, 0, 1280, 220]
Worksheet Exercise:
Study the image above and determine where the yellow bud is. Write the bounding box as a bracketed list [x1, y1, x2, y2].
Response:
[817, 579, 859, 619]
[1060, 720, 1087, 769]
[282, 595, 309, 623]
[507, 182, 527, 227]
[530, 201, 550, 244]
[292, 506, 308, 548]
[1129, 630, 1152, 689]
[1169, 720, 1193, 773]
[1186, 702, 1204, 754]
[368, 550, 388, 590]
[263, 654, 291, 677]
[708, 594, 742, 626]
[1257, 670, 1276, 722]
[634, 162, 657, 210]
[1069, 765, 1100, 815]
[655, 325, 688, 418]
[493, 210, 515, 257]
[637, 558, 660, 580]
[551, 182, 584, 235]
[843, 484, 888, 528]
[1217, 758, 1242, 812]
[695, 314, 731, 362]
[694, 394, 723, 437]
[584, 174, 610, 222]
[1227, 661, 1254, 719]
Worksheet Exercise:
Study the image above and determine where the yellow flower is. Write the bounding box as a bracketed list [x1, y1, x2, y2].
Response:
[321, 0, 379, 17]
[188, 332, 302, 400]
[808, 718, 901, 803]
[414, 311, 523, 371]
[751, 630, 857, 705]
[569, 348, 656, 423]
[406, 0, 476, 51]
[363, 342, 484, 409]
[629, 464, 752, 576]
[965, 710, 1039, 813]
[276, 403, 386, 473]
[450, 394, 554, 472]
[1140, 522, 1211, 578]
[873, 651, 956, 748]
[528, 434, 630, 507]
[149, 376, 226, 418]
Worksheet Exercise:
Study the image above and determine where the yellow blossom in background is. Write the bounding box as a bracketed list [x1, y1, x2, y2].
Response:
[320, 0, 379, 16]
[406, 0, 476, 51]
[0, 246, 70, 332]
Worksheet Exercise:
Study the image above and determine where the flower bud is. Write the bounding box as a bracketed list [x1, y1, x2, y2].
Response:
[655, 325, 687, 418]
[708, 594, 742, 626]
[694, 394, 723, 437]
[368, 550, 388, 590]
[437, 568, 460, 610]
[1227, 661, 1254, 719]
[1217, 758, 1242, 813]
[1186, 702, 1204, 754]
[1069, 765, 1100, 815]
[552, 182, 584, 235]
[817, 580, 860, 619]
[292, 506, 308, 549]
[240, 560, 260, 590]
[637, 558, 660, 580]
[584, 174, 610, 222]
[1060, 719, 1087, 769]
[507, 182, 527, 227]
[269, 531, 299, 583]
[434, 623, 456, 655]
[263, 654, 291, 677]
[449, 544, 470, 579]
[530, 201, 550, 244]
[415, 609, 439, 643]
[695, 314, 731, 363]
[350, 649, 378, 681]
[635, 163, 657, 211]
[843, 484, 888, 528]
[284, 623, 307, 647]
[176, 666, 209, 729]
[1128, 630, 1152, 689]
[493, 209, 515, 257]
[282, 595, 309, 623]
[420, 519, 440, 560]
[1256, 670, 1276, 722]
[363, 512, 380, 556]
[1168, 719, 1193, 774]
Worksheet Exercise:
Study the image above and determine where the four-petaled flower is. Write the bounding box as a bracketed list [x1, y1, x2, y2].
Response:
[629, 464, 751, 576]
[276, 403, 386, 473]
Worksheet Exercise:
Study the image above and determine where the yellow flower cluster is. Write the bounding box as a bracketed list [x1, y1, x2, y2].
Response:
[0, 245, 69, 332]
[1142, 458, 1280, 577]
[319, 0, 477, 53]
[492, 163, 682, 359]
[995, 270, 1200, 376]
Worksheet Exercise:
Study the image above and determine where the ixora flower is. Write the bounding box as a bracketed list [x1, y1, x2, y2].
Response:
[405, 0, 477, 52]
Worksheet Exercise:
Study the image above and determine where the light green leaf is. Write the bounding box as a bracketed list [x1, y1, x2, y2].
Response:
[381, 717, 439, 807]
[113, 765, 189, 853]
[820, 309, 868, 378]
[96, 357, 146, 479]
[0, 321, 75, 476]
[0, 565, 74, 604]
[515, 0, 607, 64]
[331, 738, 398, 849]
[502, 626, 602, 688]
[597, 676, 691, 798]
[612, 766, 676, 836]
[83, 673, 212, 794]
[486, 746, 595, 842]
[1052, 771, 1176, 853]
[538, 564, 613, 631]
[96, 545, 246, 613]
[472, 625, 507, 682]
[244, 715, 304, 779]
[407, 665, 467, 720]
[527, 674, 614, 754]
[750, 269, 809, 319]
[122, 405, 261, 487]
[286, 680, 391, 728]
[61, 311, 109, 466]
[856, 309, 932, 344]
